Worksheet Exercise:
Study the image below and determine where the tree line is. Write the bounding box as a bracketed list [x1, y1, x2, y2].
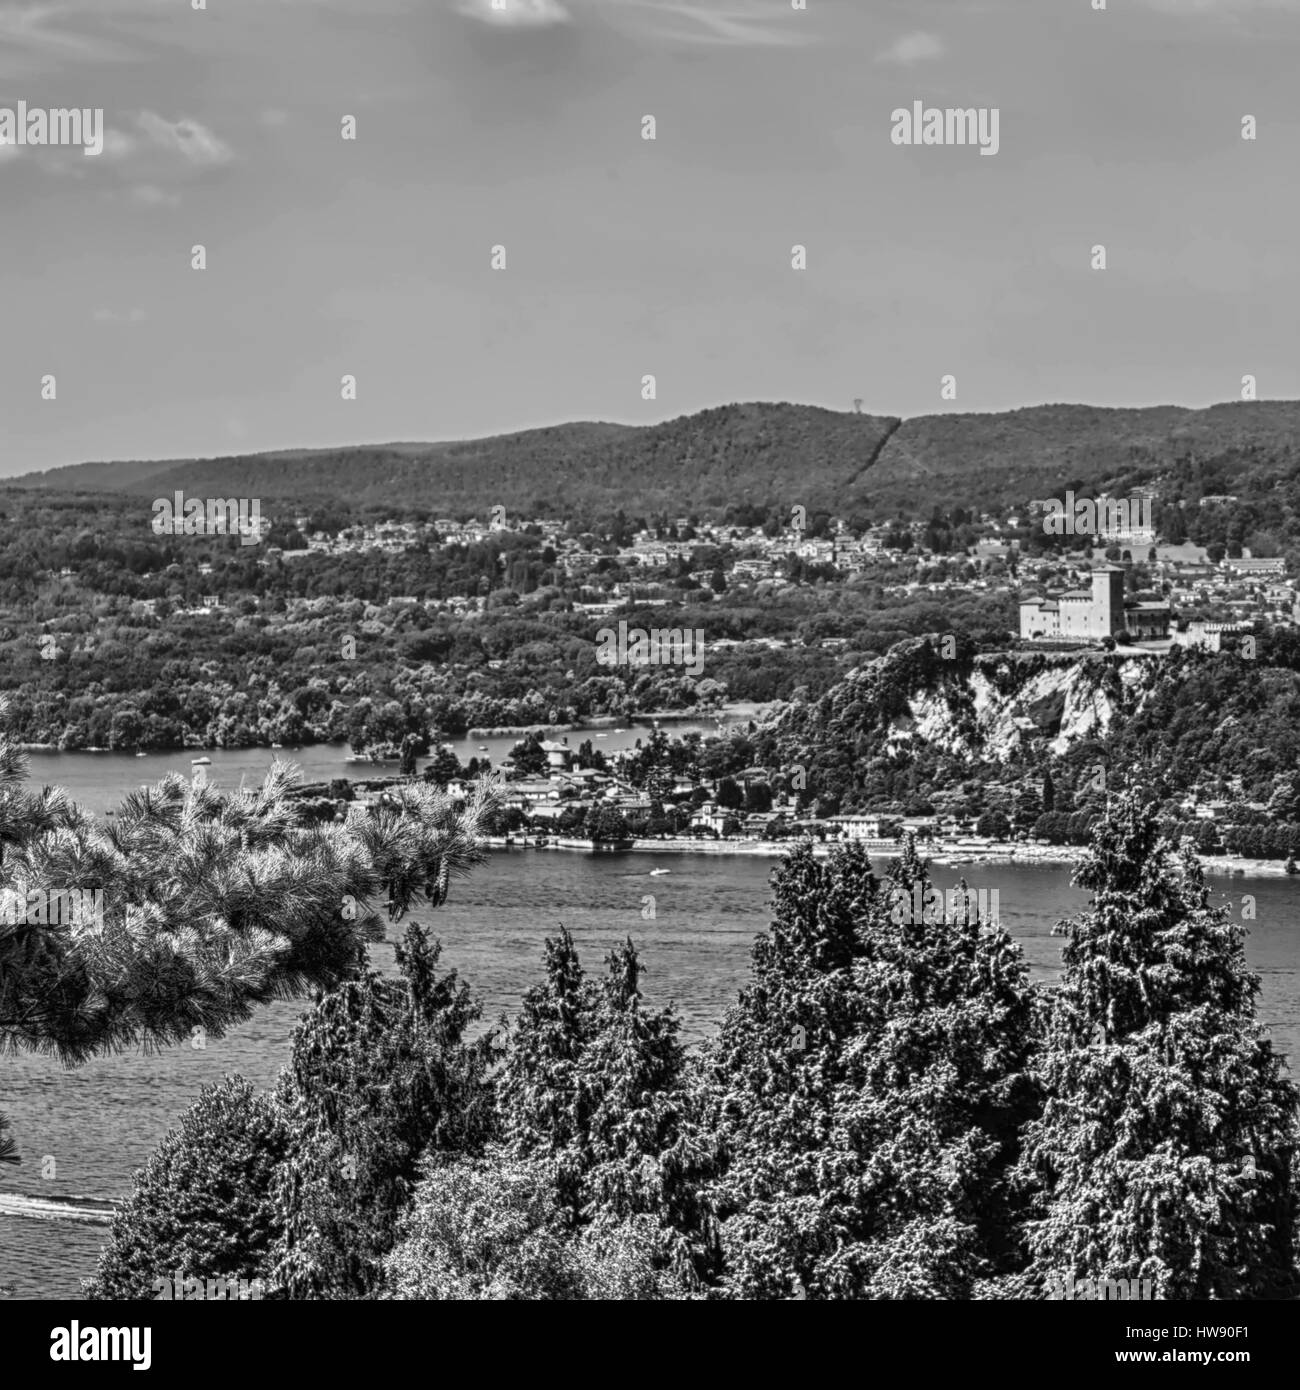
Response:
[12, 777, 1287, 1301]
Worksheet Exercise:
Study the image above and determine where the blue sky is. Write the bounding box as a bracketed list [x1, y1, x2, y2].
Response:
[2, 0, 1298, 473]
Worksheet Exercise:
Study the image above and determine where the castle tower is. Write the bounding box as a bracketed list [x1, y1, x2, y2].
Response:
[1091, 565, 1126, 637]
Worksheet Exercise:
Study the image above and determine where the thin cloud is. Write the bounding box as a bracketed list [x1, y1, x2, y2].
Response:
[102, 128, 138, 160]
[455, 0, 571, 27]
[876, 31, 944, 65]
[136, 112, 234, 166]
[1138, 0, 1300, 10]
[0, 3, 133, 76]
[625, 0, 815, 46]
[0, 0, 173, 78]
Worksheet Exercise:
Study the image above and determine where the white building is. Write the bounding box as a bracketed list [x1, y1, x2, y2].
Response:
[829, 815, 898, 841]
[1170, 621, 1251, 653]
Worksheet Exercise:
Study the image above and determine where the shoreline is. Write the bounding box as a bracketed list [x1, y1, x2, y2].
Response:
[15, 706, 773, 756]
[14, 743, 1288, 880]
[505, 837, 1292, 877]
[466, 703, 771, 740]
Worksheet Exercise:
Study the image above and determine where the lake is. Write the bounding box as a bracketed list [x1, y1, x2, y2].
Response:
[17, 715, 747, 817]
[1, 753, 1297, 1299]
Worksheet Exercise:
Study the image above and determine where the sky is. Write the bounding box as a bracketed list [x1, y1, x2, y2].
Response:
[1, 0, 1298, 474]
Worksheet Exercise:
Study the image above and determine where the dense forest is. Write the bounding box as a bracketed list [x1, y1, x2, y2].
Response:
[12, 397, 1300, 526]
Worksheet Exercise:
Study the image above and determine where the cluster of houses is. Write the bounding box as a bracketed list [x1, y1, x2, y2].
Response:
[263, 508, 1295, 639]
[254, 510, 1298, 658]
[338, 734, 1270, 849]
[342, 734, 981, 846]
[86, 496, 1299, 664]
[254, 509, 973, 595]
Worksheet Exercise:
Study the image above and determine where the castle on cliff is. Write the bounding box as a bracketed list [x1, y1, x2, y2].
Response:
[1019, 565, 1170, 643]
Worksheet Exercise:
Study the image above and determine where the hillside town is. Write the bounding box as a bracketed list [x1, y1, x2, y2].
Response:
[242, 496, 1297, 654]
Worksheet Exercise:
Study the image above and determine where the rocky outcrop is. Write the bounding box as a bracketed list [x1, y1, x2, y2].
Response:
[777, 639, 1160, 766]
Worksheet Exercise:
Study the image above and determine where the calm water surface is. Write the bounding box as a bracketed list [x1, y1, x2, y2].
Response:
[19, 718, 734, 816]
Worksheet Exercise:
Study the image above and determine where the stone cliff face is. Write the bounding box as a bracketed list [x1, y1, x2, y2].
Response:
[1045, 658, 1154, 757]
[779, 642, 1159, 766]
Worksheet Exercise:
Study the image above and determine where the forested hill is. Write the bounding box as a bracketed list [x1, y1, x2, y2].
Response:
[6, 405, 898, 517]
[10, 398, 1300, 521]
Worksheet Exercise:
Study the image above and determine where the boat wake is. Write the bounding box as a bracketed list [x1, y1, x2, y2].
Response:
[0, 1192, 119, 1225]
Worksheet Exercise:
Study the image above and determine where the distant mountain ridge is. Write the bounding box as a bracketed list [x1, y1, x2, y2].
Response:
[9, 399, 1300, 519]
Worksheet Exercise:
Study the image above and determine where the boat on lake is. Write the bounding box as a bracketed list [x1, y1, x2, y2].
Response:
[190, 757, 211, 766]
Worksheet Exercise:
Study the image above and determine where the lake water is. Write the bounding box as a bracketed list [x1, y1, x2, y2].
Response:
[2, 752, 1297, 1299]
[18, 716, 742, 817]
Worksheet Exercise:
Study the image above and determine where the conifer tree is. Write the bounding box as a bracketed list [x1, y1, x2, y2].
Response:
[580, 940, 718, 1286]
[701, 842, 883, 1298]
[497, 929, 713, 1288]
[270, 923, 495, 1299]
[497, 927, 601, 1219]
[842, 841, 1038, 1298]
[703, 839, 1037, 1299]
[84, 1076, 288, 1299]
[1016, 792, 1299, 1299]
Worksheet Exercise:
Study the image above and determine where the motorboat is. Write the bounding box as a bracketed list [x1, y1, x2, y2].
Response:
[191, 756, 212, 766]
